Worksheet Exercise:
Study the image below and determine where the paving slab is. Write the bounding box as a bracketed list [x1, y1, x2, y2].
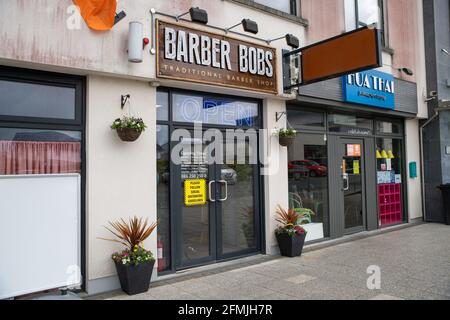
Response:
[101, 223, 450, 301]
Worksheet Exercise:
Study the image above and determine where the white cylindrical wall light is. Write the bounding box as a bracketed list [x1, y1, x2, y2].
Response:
[128, 21, 143, 63]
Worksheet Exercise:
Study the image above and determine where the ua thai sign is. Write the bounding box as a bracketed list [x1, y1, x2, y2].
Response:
[156, 20, 278, 94]
[343, 70, 395, 110]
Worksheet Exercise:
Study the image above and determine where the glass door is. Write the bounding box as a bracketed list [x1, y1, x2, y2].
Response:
[174, 134, 217, 269]
[173, 130, 260, 270]
[217, 133, 259, 258]
[340, 139, 366, 234]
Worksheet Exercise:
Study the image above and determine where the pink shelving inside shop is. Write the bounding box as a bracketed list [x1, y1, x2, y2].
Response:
[378, 183, 403, 226]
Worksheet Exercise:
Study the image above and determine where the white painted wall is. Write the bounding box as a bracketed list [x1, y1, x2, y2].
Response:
[0, 0, 304, 97]
[86, 76, 157, 284]
[404, 0, 427, 220]
[262, 99, 289, 254]
[405, 119, 423, 220]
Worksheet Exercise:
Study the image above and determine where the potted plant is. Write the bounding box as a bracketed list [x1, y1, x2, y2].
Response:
[277, 128, 297, 147]
[111, 116, 147, 142]
[275, 205, 307, 257]
[100, 216, 157, 295]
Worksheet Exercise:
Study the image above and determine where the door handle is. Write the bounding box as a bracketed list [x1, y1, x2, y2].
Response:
[342, 173, 350, 191]
[208, 180, 216, 202]
[218, 180, 228, 202]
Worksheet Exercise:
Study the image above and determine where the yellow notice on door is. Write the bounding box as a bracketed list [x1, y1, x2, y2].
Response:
[184, 179, 207, 206]
[353, 160, 360, 175]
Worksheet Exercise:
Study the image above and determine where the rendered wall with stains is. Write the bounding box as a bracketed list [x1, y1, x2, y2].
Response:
[301, 0, 345, 44]
[0, 0, 305, 95]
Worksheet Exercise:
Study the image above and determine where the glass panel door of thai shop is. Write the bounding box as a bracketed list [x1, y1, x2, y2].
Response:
[173, 130, 259, 270]
[340, 138, 367, 234]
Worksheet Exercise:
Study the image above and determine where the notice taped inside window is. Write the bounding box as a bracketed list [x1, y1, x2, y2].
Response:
[184, 179, 207, 206]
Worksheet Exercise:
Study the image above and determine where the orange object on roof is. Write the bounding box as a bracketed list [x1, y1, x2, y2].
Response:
[73, 0, 117, 31]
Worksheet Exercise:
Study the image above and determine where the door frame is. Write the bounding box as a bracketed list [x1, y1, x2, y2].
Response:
[339, 137, 368, 235]
[157, 86, 265, 274]
[171, 127, 263, 271]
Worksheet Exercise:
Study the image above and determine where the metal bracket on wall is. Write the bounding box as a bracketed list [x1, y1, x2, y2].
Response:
[276, 112, 286, 122]
[114, 11, 127, 25]
[121, 94, 130, 109]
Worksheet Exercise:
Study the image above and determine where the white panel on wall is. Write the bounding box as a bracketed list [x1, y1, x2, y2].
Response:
[0, 174, 81, 299]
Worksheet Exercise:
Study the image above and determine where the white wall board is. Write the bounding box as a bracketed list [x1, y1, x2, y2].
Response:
[0, 174, 81, 299]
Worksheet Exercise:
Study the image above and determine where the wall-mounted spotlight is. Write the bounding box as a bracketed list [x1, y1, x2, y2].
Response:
[176, 7, 208, 24]
[225, 19, 258, 34]
[398, 67, 414, 76]
[442, 48, 450, 56]
[267, 34, 299, 49]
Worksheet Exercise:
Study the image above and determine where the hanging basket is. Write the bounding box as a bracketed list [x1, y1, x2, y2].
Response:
[116, 128, 142, 142]
[279, 136, 295, 147]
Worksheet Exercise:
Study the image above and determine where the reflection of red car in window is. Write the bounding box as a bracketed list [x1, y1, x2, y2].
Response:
[289, 160, 327, 177]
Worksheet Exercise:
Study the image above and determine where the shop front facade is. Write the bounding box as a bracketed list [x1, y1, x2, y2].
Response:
[0, 0, 428, 298]
[286, 72, 420, 242]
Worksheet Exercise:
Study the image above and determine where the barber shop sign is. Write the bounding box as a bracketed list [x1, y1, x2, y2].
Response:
[343, 70, 395, 110]
[156, 20, 278, 94]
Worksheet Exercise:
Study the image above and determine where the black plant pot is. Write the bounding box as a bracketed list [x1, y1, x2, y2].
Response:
[275, 232, 306, 257]
[114, 260, 155, 295]
[279, 136, 295, 147]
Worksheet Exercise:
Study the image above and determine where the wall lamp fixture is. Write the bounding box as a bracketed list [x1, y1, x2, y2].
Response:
[176, 7, 208, 24]
[442, 48, 450, 56]
[225, 19, 258, 34]
[149, 8, 273, 55]
[424, 90, 437, 102]
[398, 67, 414, 76]
[267, 34, 299, 49]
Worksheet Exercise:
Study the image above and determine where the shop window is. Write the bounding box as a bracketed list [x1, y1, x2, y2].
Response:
[253, 0, 297, 15]
[156, 91, 169, 122]
[288, 133, 329, 240]
[376, 138, 404, 226]
[0, 79, 76, 120]
[328, 113, 373, 134]
[0, 128, 81, 175]
[287, 109, 325, 129]
[156, 125, 171, 272]
[345, 0, 386, 45]
[172, 93, 259, 128]
[376, 120, 403, 135]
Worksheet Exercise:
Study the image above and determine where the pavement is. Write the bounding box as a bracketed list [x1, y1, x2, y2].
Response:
[97, 223, 450, 300]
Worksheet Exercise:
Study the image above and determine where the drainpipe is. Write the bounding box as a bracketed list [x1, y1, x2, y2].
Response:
[419, 102, 450, 222]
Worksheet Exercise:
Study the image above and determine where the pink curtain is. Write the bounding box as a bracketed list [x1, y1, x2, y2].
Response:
[0, 140, 81, 175]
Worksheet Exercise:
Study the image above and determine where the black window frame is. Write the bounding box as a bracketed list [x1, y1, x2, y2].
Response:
[253, 0, 298, 16]
[0, 66, 84, 127]
[286, 106, 327, 132]
[374, 118, 404, 137]
[0, 65, 86, 291]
